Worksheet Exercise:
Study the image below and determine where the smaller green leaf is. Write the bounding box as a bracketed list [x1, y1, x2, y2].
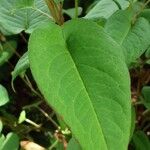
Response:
[0, 43, 3, 51]
[0, 84, 9, 106]
[0, 40, 17, 66]
[0, 134, 5, 144]
[18, 110, 26, 124]
[132, 131, 150, 150]
[0, 133, 19, 150]
[141, 86, 150, 109]
[63, 7, 82, 18]
[115, 0, 130, 9]
[67, 138, 81, 150]
[85, 0, 118, 19]
[104, 9, 132, 44]
[140, 9, 150, 23]
[122, 17, 150, 66]
[0, 120, 3, 133]
[130, 105, 136, 140]
[11, 52, 29, 83]
[146, 59, 150, 65]
[145, 46, 150, 58]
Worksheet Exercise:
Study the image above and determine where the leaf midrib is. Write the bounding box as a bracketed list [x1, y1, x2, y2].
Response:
[62, 30, 108, 150]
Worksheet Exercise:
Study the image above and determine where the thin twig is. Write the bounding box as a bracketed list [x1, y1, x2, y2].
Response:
[25, 118, 41, 128]
[37, 107, 59, 128]
[48, 140, 59, 150]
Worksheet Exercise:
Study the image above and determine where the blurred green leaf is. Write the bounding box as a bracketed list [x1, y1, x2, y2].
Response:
[146, 59, 150, 65]
[0, 43, 3, 51]
[132, 131, 150, 150]
[0, 0, 52, 34]
[0, 120, 2, 133]
[140, 9, 150, 23]
[105, 9, 150, 66]
[116, 0, 130, 9]
[0, 25, 13, 36]
[141, 86, 150, 109]
[0, 84, 9, 106]
[130, 105, 136, 140]
[11, 52, 29, 83]
[0, 135, 5, 144]
[0, 40, 17, 66]
[63, 7, 82, 18]
[85, 0, 119, 19]
[145, 46, 150, 58]
[0, 133, 19, 150]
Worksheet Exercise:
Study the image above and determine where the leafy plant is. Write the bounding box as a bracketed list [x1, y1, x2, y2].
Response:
[0, 0, 150, 149]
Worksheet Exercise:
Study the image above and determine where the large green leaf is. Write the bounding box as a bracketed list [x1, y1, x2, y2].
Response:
[67, 138, 81, 150]
[0, 133, 19, 150]
[0, 0, 52, 34]
[104, 10, 150, 66]
[29, 19, 131, 149]
[0, 84, 9, 106]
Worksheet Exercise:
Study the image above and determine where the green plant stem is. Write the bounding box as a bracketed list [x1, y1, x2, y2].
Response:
[7, 40, 21, 58]
[20, 76, 42, 98]
[48, 140, 59, 150]
[75, 0, 78, 18]
[142, 109, 150, 116]
[25, 118, 41, 128]
[37, 107, 59, 128]
[23, 101, 43, 110]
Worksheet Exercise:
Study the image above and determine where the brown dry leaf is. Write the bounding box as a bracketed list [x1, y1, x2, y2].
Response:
[20, 141, 46, 150]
